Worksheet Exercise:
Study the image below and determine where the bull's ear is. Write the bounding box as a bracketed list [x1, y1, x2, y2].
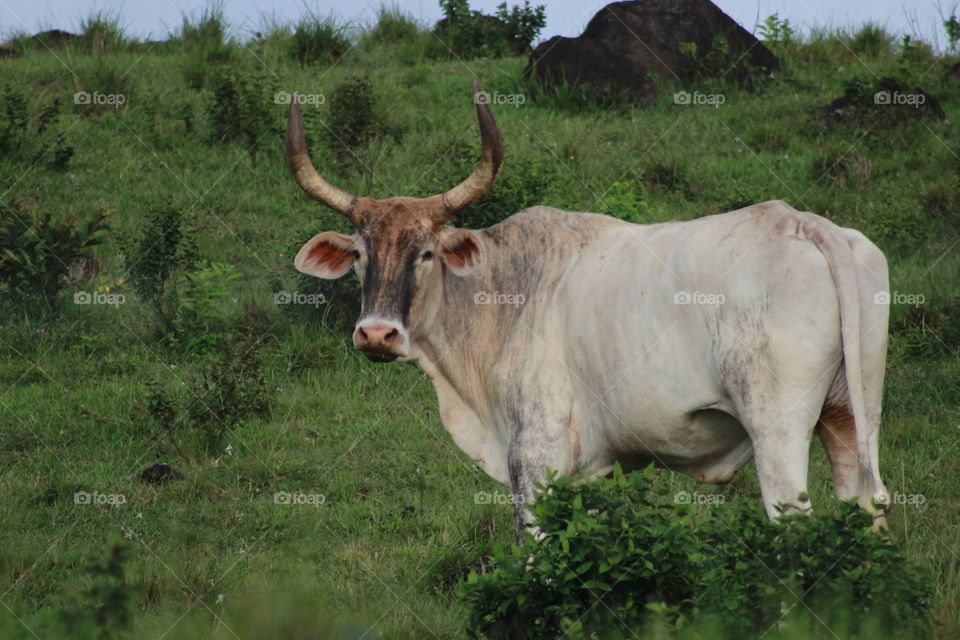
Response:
[440, 229, 484, 275]
[295, 232, 357, 279]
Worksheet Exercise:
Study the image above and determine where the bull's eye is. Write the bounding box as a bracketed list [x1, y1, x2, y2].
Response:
[420, 251, 434, 262]
[351, 250, 361, 260]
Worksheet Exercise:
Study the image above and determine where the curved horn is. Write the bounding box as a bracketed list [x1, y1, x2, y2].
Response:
[440, 81, 504, 216]
[286, 98, 359, 223]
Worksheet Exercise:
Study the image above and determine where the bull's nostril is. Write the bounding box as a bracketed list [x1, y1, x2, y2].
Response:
[385, 328, 399, 343]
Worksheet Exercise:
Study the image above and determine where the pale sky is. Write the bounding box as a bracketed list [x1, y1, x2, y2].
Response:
[0, 0, 953, 49]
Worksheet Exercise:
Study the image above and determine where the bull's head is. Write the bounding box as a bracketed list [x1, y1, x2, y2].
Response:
[289, 82, 503, 362]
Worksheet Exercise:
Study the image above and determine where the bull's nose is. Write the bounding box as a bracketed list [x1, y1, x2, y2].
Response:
[353, 320, 408, 361]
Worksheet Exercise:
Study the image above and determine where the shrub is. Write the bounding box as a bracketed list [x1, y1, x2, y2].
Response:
[75, 59, 136, 116]
[434, 0, 546, 59]
[0, 86, 73, 169]
[146, 324, 273, 453]
[290, 16, 351, 65]
[945, 14, 960, 53]
[177, 5, 236, 89]
[678, 36, 768, 89]
[322, 76, 403, 188]
[596, 181, 654, 223]
[848, 23, 894, 57]
[170, 261, 243, 353]
[79, 10, 127, 54]
[757, 13, 795, 53]
[462, 466, 931, 639]
[207, 64, 280, 155]
[123, 207, 197, 332]
[0, 199, 109, 312]
[362, 6, 422, 44]
[52, 540, 133, 638]
[186, 325, 272, 436]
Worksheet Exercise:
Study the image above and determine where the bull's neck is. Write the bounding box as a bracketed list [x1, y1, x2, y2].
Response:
[409, 211, 581, 411]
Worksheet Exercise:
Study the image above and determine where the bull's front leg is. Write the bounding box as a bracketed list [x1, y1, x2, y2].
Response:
[506, 412, 574, 545]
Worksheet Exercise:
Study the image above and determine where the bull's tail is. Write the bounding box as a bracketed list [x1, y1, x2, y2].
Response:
[800, 215, 884, 513]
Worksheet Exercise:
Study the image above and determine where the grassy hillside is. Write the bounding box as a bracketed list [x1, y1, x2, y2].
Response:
[0, 8, 959, 639]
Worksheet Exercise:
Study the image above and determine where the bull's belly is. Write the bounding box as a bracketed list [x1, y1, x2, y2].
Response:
[583, 408, 753, 485]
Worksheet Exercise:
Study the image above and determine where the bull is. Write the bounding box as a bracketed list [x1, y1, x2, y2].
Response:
[288, 82, 891, 535]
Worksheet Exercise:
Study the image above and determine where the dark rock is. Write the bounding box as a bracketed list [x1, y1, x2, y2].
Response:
[525, 0, 779, 104]
[31, 29, 80, 47]
[140, 463, 184, 485]
[946, 61, 960, 85]
[818, 77, 944, 126]
[0, 47, 22, 59]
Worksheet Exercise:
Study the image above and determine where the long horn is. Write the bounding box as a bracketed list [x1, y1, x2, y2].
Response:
[440, 81, 504, 216]
[286, 98, 359, 223]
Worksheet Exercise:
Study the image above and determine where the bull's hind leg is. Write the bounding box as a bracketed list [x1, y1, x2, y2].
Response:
[747, 406, 819, 519]
[729, 358, 831, 520]
[817, 403, 860, 501]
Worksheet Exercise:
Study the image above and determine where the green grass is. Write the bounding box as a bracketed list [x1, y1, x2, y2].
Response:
[1, 8, 960, 639]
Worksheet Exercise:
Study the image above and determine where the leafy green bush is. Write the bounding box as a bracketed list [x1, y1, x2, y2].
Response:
[757, 13, 795, 53]
[434, 0, 546, 59]
[0, 199, 109, 312]
[171, 261, 243, 353]
[678, 36, 768, 89]
[50, 540, 133, 639]
[462, 466, 930, 639]
[146, 325, 273, 453]
[75, 59, 136, 116]
[0, 86, 73, 169]
[596, 181, 654, 223]
[207, 64, 279, 155]
[322, 76, 403, 188]
[362, 6, 422, 44]
[945, 14, 960, 53]
[847, 23, 894, 57]
[290, 16, 351, 65]
[79, 10, 127, 54]
[177, 5, 236, 90]
[186, 325, 272, 435]
[123, 207, 197, 333]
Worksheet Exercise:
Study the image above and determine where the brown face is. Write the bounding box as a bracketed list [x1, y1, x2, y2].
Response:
[294, 198, 483, 362]
[286, 82, 502, 362]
